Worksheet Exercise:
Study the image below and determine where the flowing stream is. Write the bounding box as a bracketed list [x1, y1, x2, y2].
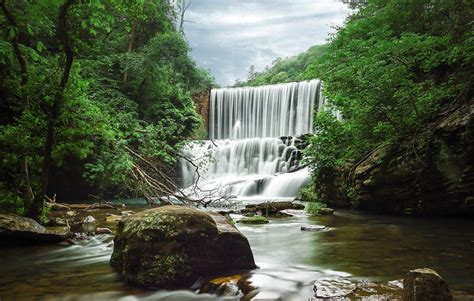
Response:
[1, 209, 473, 300]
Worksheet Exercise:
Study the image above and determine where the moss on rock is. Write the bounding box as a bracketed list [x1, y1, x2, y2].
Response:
[110, 205, 256, 289]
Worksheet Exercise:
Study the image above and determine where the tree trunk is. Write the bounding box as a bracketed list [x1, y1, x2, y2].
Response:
[28, 0, 75, 220]
[123, 23, 136, 82]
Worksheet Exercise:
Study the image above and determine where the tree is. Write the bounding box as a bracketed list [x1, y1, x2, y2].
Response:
[0, 0, 214, 220]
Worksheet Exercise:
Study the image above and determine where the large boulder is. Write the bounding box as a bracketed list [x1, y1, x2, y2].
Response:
[0, 214, 70, 246]
[110, 205, 256, 289]
[403, 268, 452, 301]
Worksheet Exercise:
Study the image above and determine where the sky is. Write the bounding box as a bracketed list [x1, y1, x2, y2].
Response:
[183, 0, 351, 87]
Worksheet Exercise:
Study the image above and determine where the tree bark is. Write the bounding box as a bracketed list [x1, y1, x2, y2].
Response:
[28, 0, 75, 220]
[123, 23, 136, 82]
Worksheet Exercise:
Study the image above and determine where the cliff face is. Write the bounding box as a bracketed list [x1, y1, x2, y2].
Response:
[349, 101, 474, 216]
[192, 89, 210, 131]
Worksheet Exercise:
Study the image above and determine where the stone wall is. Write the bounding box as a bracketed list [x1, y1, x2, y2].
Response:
[192, 89, 210, 132]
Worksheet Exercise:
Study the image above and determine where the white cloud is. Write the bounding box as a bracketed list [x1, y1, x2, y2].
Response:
[184, 0, 351, 86]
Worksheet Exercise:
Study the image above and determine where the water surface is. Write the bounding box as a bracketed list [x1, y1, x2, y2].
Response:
[1, 210, 473, 300]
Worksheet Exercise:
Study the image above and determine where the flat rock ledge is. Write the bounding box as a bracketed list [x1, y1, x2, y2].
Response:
[110, 205, 257, 289]
[0, 213, 70, 246]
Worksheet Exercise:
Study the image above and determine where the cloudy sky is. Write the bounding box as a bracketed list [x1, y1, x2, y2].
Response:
[183, 0, 351, 87]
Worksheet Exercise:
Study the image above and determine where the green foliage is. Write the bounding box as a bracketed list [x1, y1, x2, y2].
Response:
[238, 44, 329, 86]
[303, 0, 473, 159]
[0, 183, 25, 215]
[238, 215, 270, 224]
[298, 185, 317, 202]
[0, 0, 214, 216]
[306, 201, 328, 216]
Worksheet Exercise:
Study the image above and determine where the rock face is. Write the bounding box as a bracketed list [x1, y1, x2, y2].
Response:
[403, 268, 452, 301]
[110, 205, 256, 289]
[0, 214, 70, 246]
[320, 102, 474, 216]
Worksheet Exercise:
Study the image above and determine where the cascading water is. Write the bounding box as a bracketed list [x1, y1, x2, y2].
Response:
[181, 79, 325, 202]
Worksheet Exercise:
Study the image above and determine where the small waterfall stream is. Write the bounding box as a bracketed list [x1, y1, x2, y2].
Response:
[182, 80, 325, 201]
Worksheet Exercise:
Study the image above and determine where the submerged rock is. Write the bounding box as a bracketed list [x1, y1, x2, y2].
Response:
[301, 225, 327, 232]
[0, 214, 70, 246]
[278, 209, 310, 217]
[316, 208, 334, 215]
[81, 215, 97, 233]
[403, 268, 452, 301]
[313, 277, 357, 298]
[110, 205, 256, 289]
[311, 277, 403, 300]
[96, 227, 113, 234]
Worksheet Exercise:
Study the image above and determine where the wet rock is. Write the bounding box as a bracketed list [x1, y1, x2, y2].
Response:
[237, 216, 269, 224]
[105, 214, 122, 223]
[47, 217, 68, 227]
[241, 289, 259, 301]
[301, 225, 327, 232]
[65, 210, 77, 218]
[85, 202, 117, 210]
[45, 202, 71, 211]
[279, 209, 309, 217]
[110, 205, 256, 289]
[403, 268, 452, 301]
[251, 291, 282, 300]
[350, 102, 474, 217]
[81, 215, 97, 233]
[95, 227, 113, 234]
[316, 208, 334, 215]
[243, 201, 305, 214]
[312, 277, 357, 298]
[311, 277, 404, 300]
[120, 210, 135, 216]
[0, 214, 70, 246]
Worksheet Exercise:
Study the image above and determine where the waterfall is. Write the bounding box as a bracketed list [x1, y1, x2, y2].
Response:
[181, 80, 325, 202]
[209, 80, 323, 139]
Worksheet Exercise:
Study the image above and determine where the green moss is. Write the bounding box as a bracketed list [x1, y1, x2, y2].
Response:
[307, 201, 328, 216]
[138, 253, 190, 285]
[237, 215, 269, 224]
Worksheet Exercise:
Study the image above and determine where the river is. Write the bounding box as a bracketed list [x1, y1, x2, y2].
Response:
[1, 208, 473, 300]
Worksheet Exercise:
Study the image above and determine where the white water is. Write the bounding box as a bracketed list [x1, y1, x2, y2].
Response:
[182, 80, 325, 201]
[209, 79, 324, 140]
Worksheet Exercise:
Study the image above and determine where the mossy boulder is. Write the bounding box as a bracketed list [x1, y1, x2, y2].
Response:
[243, 201, 304, 214]
[110, 205, 256, 289]
[403, 268, 452, 301]
[0, 213, 70, 246]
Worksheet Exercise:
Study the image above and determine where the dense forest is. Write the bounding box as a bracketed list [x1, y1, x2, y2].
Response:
[0, 0, 213, 221]
[240, 0, 473, 214]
